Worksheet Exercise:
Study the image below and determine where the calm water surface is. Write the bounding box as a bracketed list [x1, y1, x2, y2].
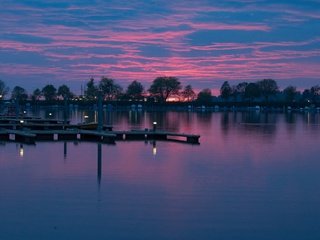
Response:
[1, 110, 320, 240]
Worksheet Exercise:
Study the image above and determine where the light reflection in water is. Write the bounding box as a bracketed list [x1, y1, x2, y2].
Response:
[97, 143, 102, 187]
[19, 144, 24, 157]
[152, 140, 157, 156]
[63, 142, 67, 159]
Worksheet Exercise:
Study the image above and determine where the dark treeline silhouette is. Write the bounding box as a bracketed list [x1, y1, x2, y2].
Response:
[0, 77, 319, 107]
[218, 79, 320, 107]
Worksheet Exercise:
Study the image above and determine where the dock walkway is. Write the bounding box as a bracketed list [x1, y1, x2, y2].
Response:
[113, 130, 200, 143]
[0, 118, 200, 144]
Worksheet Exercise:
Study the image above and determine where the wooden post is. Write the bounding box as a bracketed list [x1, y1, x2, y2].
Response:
[187, 136, 200, 144]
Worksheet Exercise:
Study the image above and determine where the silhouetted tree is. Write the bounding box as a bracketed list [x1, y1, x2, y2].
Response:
[245, 82, 260, 102]
[257, 79, 278, 102]
[220, 81, 232, 101]
[0, 79, 9, 99]
[283, 86, 298, 103]
[126, 80, 144, 100]
[11, 86, 28, 104]
[42, 84, 57, 101]
[197, 88, 212, 103]
[99, 77, 123, 100]
[58, 84, 73, 100]
[230, 85, 238, 102]
[310, 85, 320, 103]
[235, 82, 248, 101]
[148, 76, 181, 102]
[85, 78, 98, 100]
[32, 88, 42, 102]
[181, 85, 196, 102]
[302, 89, 312, 103]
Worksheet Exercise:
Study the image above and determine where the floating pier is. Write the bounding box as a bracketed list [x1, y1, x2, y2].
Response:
[113, 130, 200, 144]
[0, 118, 200, 145]
[1, 129, 36, 144]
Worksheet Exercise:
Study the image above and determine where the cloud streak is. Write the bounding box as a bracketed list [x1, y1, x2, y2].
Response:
[0, 0, 319, 92]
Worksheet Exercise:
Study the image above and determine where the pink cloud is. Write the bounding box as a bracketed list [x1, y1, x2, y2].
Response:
[1, 1, 319, 92]
[189, 22, 270, 31]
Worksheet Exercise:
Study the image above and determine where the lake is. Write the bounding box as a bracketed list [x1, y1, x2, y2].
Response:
[1, 109, 320, 240]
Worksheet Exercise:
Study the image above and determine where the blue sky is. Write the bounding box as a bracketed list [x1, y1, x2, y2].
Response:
[0, 0, 320, 94]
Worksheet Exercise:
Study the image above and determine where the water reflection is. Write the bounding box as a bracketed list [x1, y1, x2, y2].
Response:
[1, 110, 320, 240]
[104, 110, 113, 126]
[128, 110, 143, 125]
[69, 107, 320, 131]
[148, 111, 180, 131]
[196, 111, 212, 128]
[19, 144, 24, 157]
[97, 143, 102, 187]
[216, 112, 279, 139]
[63, 142, 67, 159]
[303, 111, 320, 125]
[221, 112, 230, 134]
[285, 112, 296, 124]
[285, 112, 297, 135]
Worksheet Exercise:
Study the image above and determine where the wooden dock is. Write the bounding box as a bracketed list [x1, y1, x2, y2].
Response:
[3, 129, 36, 144]
[113, 130, 200, 144]
[0, 118, 200, 144]
[0, 129, 200, 144]
[0, 118, 113, 131]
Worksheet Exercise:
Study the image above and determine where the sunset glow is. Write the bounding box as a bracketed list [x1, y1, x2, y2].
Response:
[1, 0, 319, 93]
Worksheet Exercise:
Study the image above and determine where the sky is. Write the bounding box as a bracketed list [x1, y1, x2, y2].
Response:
[0, 0, 320, 94]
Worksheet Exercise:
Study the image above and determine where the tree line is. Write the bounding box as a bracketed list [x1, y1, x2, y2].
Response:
[0, 77, 319, 105]
[218, 79, 320, 105]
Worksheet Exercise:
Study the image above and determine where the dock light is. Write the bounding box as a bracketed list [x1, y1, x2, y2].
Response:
[84, 115, 89, 119]
[49, 113, 52, 116]
[23, 111, 26, 114]
[20, 120, 24, 124]
[153, 121, 157, 131]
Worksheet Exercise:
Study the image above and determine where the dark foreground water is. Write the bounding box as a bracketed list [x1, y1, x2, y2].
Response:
[1, 110, 320, 240]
